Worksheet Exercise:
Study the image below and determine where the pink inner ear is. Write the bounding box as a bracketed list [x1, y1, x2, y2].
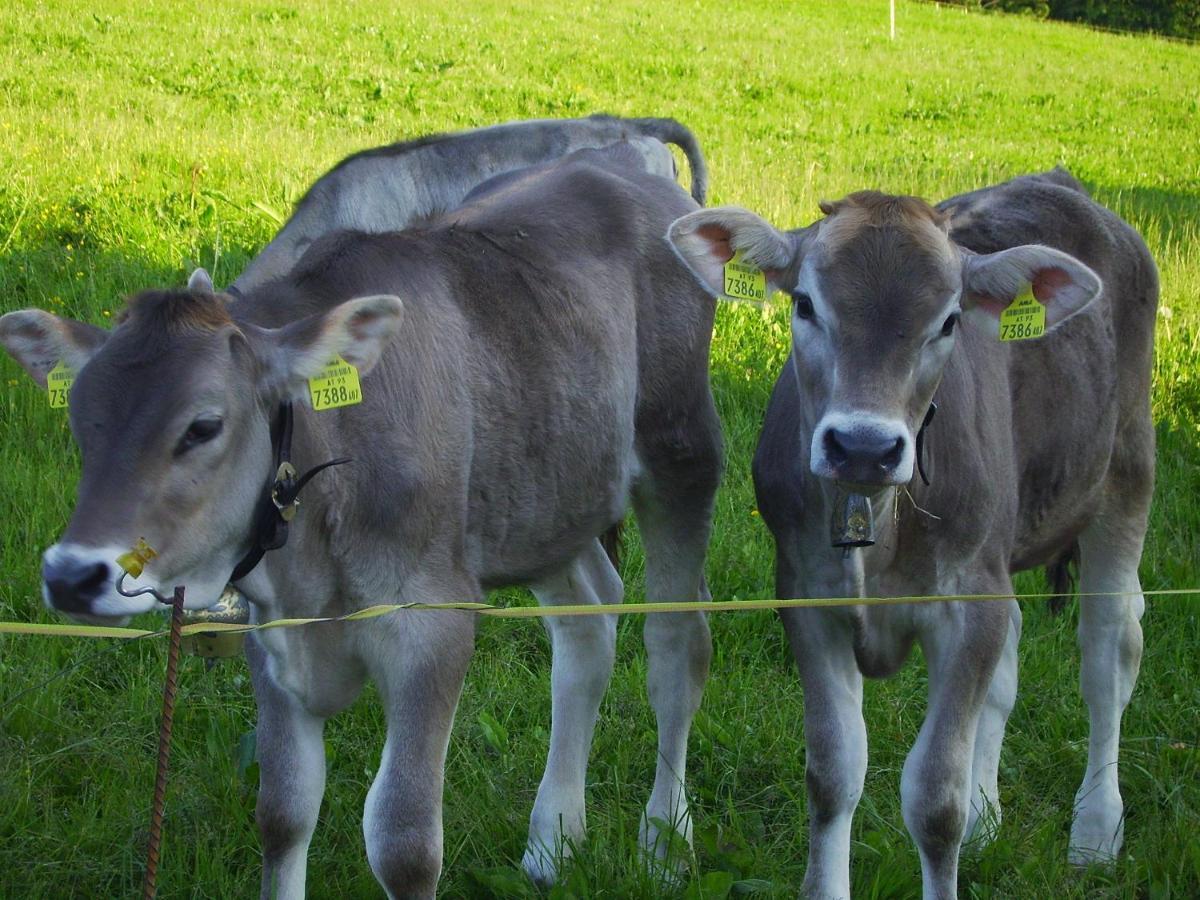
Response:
[1032, 267, 1070, 302]
[696, 224, 734, 264]
[971, 294, 1010, 319]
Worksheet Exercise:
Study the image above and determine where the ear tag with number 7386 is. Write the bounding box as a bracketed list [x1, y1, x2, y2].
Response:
[998, 284, 1046, 342]
[307, 356, 363, 411]
[722, 250, 768, 304]
[47, 361, 74, 408]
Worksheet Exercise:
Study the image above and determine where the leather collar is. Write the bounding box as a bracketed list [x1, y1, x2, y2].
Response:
[230, 402, 350, 581]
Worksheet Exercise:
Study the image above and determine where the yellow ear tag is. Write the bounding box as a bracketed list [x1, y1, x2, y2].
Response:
[722, 250, 768, 304]
[47, 361, 74, 408]
[308, 355, 362, 411]
[116, 538, 157, 578]
[998, 284, 1046, 342]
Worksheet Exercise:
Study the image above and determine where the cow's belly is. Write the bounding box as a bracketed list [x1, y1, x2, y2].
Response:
[469, 375, 639, 587]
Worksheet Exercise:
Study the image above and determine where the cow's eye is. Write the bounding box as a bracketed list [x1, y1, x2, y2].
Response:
[793, 293, 815, 320]
[176, 417, 223, 455]
[941, 312, 960, 337]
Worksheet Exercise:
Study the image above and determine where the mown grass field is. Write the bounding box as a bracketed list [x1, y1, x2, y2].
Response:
[1, 0, 1198, 896]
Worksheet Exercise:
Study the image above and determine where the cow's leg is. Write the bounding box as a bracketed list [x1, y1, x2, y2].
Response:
[632, 411, 722, 868]
[964, 599, 1021, 848]
[521, 539, 621, 885]
[360, 607, 476, 899]
[903, 599, 1009, 900]
[780, 595, 866, 900]
[1069, 507, 1148, 864]
[248, 634, 348, 900]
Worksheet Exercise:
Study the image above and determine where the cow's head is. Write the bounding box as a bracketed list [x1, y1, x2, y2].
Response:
[668, 192, 1101, 490]
[1, 269, 402, 623]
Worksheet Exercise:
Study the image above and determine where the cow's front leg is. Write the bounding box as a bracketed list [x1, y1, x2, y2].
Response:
[903, 599, 1009, 900]
[781, 604, 866, 900]
[248, 635, 334, 900]
[360, 608, 475, 899]
[522, 539, 621, 885]
[964, 599, 1020, 847]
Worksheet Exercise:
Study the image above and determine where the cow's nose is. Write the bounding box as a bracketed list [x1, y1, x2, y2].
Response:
[824, 427, 906, 482]
[43, 556, 109, 614]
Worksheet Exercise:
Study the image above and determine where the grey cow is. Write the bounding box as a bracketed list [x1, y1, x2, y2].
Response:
[668, 169, 1156, 898]
[0, 143, 723, 897]
[232, 114, 708, 294]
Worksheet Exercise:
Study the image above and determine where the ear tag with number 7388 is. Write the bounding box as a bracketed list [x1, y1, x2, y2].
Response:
[47, 361, 74, 408]
[308, 356, 363, 411]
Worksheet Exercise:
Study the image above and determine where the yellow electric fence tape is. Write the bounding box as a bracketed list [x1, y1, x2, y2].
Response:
[2, 588, 1197, 641]
[999, 284, 1046, 341]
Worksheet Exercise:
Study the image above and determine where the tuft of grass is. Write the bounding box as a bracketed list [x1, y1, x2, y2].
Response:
[1, 0, 1198, 896]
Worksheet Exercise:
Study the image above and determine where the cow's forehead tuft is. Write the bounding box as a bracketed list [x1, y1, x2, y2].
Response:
[117, 288, 233, 332]
[817, 191, 953, 266]
[98, 289, 236, 370]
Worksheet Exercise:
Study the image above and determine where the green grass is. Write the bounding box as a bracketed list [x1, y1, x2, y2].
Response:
[2, 0, 1198, 896]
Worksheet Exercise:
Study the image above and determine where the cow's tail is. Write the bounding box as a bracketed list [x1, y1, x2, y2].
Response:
[627, 117, 709, 205]
[1046, 540, 1080, 614]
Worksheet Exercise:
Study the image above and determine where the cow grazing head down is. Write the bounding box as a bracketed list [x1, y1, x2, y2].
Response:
[668, 192, 1102, 489]
[0, 271, 403, 623]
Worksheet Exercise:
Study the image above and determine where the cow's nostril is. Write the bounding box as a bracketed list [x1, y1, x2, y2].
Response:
[77, 562, 108, 594]
[881, 438, 904, 470]
[43, 558, 110, 613]
[824, 429, 849, 466]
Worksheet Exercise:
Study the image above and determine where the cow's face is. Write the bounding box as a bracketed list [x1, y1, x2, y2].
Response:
[1, 271, 402, 623]
[668, 194, 1102, 491]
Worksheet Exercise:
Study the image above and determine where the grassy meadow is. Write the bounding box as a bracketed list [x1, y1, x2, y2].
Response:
[1, 0, 1198, 896]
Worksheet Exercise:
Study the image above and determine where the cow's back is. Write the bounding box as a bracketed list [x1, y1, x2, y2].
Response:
[939, 171, 1158, 566]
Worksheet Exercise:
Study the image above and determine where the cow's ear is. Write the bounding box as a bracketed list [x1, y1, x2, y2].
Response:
[961, 245, 1101, 334]
[0, 310, 109, 388]
[667, 206, 796, 297]
[252, 294, 404, 401]
[187, 268, 215, 293]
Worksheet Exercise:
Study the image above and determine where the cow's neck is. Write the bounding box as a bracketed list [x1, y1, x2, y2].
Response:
[237, 404, 351, 621]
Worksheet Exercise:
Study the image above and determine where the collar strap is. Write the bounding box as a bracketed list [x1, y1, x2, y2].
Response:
[915, 401, 937, 487]
[230, 402, 351, 581]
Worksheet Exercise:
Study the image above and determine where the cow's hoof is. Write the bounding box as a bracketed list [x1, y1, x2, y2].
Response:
[1068, 787, 1124, 866]
[521, 843, 562, 888]
[1068, 826, 1123, 867]
[637, 813, 691, 887]
[962, 801, 1002, 852]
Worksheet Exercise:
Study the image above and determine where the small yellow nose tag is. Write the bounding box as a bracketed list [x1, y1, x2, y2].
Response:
[47, 361, 74, 408]
[999, 284, 1046, 342]
[723, 250, 768, 304]
[308, 356, 363, 411]
[116, 538, 157, 578]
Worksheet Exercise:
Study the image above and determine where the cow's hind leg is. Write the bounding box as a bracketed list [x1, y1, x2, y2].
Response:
[1069, 501, 1148, 865]
[632, 406, 722, 870]
[964, 600, 1021, 848]
[360, 608, 475, 899]
[521, 539, 622, 885]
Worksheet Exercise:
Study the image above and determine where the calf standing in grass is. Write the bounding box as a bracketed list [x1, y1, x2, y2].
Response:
[0, 143, 722, 898]
[668, 169, 1156, 898]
